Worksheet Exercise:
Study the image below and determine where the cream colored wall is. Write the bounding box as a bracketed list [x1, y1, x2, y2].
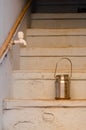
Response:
[0, 0, 29, 129]
[0, 54, 12, 130]
[0, 0, 28, 47]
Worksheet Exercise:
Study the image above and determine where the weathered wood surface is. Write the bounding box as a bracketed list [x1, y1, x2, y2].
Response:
[31, 19, 86, 29]
[21, 47, 86, 56]
[31, 13, 86, 28]
[4, 99, 86, 109]
[31, 13, 86, 19]
[20, 56, 86, 72]
[26, 28, 86, 47]
[3, 99, 86, 130]
[21, 29, 86, 71]
[27, 28, 86, 35]
[12, 71, 86, 99]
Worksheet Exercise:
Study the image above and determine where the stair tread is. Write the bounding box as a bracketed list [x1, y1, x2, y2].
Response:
[13, 71, 86, 80]
[4, 99, 86, 109]
[26, 29, 86, 47]
[27, 28, 86, 36]
[31, 13, 86, 19]
[20, 47, 86, 56]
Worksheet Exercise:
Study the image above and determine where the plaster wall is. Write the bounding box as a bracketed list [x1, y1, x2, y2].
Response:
[0, 0, 28, 129]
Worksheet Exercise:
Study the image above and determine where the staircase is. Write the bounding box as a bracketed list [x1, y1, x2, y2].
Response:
[3, 13, 86, 130]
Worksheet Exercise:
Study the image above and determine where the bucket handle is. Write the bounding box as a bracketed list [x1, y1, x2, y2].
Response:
[54, 57, 72, 79]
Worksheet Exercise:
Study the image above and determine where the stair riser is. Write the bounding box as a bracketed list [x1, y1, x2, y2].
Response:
[31, 20, 86, 28]
[27, 28, 86, 35]
[20, 57, 86, 72]
[12, 79, 86, 99]
[3, 107, 86, 130]
[27, 36, 86, 48]
[20, 47, 86, 57]
[31, 13, 86, 19]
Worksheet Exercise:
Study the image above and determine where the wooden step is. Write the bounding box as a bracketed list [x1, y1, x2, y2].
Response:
[20, 56, 86, 72]
[20, 46, 86, 72]
[13, 70, 86, 80]
[31, 13, 86, 19]
[21, 47, 86, 57]
[4, 99, 86, 109]
[26, 29, 86, 48]
[3, 99, 86, 130]
[27, 28, 86, 35]
[31, 13, 86, 28]
[12, 71, 86, 99]
[21, 28, 86, 71]
[31, 19, 86, 29]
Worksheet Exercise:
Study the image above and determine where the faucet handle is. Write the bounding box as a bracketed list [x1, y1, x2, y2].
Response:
[12, 31, 27, 47]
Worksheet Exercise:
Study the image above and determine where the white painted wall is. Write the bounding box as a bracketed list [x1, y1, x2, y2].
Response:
[0, 0, 29, 129]
[0, 54, 12, 130]
[0, 0, 28, 47]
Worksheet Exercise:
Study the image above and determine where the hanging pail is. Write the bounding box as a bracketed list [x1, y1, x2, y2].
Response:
[54, 58, 72, 99]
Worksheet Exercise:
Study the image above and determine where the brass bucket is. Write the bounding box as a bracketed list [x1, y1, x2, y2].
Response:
[54, 58, 72, 100]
